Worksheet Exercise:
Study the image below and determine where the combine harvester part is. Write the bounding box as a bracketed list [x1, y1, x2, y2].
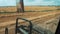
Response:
[15, 18, 33, 34]
[5, 27, 8, 34]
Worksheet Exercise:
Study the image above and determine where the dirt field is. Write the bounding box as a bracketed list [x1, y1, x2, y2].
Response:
[0, 6, 60, 12]
[24, 6, 57, 11]
[0, 11, 60, 34]
[0, 6, 17, 12]
[0, 6, 60, 34]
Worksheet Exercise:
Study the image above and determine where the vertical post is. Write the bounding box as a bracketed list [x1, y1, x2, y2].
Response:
[55, 18, 60, 34]
[17, 0, 24, 13]
[15, 18, 18, 34]
[5, 27, 8, 34]
[20, 0, 24, 13]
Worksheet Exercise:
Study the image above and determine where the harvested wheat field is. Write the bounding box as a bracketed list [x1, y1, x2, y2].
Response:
[0, 6, 60, 12]
[0, 6, 60, 34]
[0, 6, 17, 12]
[24, 6, 59, 11]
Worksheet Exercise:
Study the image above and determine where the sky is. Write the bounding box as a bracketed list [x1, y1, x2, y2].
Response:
[0, 0, 60, 6]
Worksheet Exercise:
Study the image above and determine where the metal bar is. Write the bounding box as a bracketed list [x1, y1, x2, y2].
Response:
[15, 18, 18, 34]
[19, 28, 28, 34]
[15, 18, 33, 34]
[5, 27, 8, 34]
[55, 18, 60, 34]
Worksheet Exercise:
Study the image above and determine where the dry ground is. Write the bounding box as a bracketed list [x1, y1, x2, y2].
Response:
[0, 6, 60, 12]
[0, 11, 60, 34]
[0, 6, 60, 34]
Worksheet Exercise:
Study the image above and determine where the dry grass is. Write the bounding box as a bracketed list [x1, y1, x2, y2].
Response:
[0, 6, 60, 12]
[24, 6, 58, 11]
[0, 12, 59, 34]
[0, 6, 60, 34]
[0, 6, 17, 12]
